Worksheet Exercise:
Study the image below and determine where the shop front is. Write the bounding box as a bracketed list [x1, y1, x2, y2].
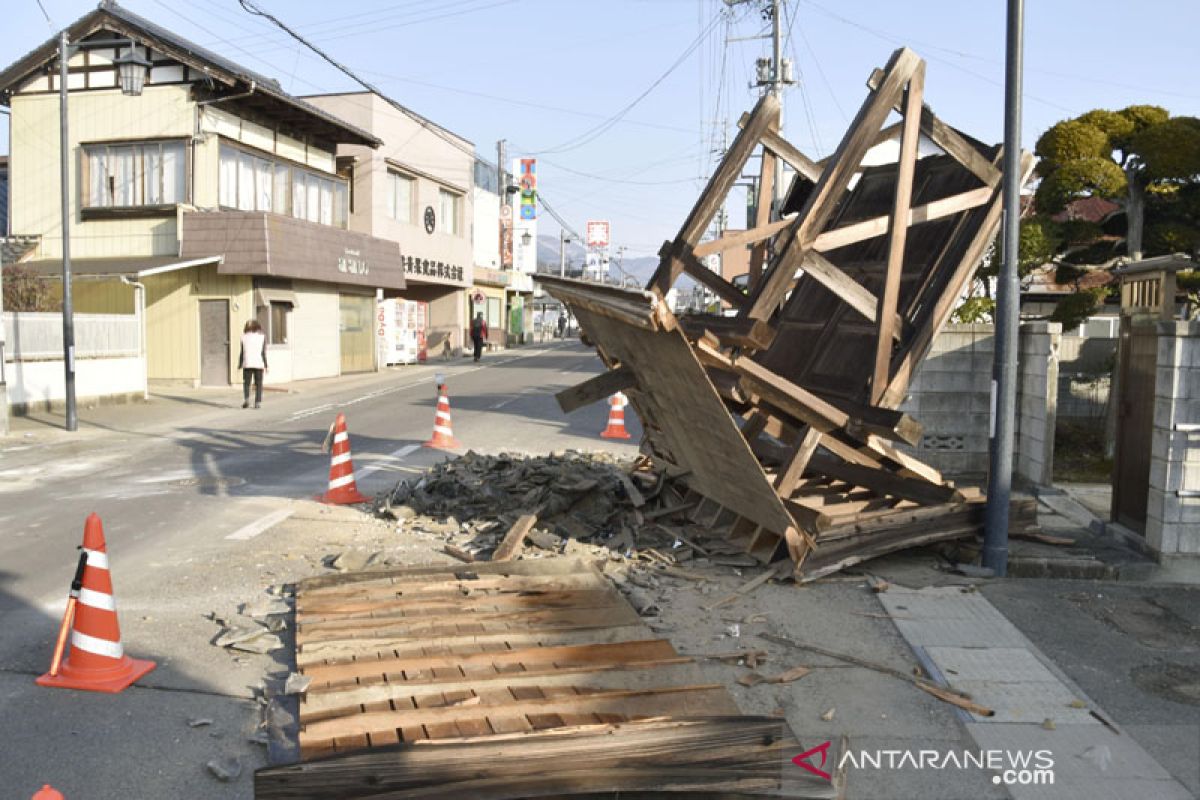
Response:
[469, 267, 510, 350]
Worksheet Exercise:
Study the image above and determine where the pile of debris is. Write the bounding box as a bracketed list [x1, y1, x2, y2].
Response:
[380, 450, 680, 557]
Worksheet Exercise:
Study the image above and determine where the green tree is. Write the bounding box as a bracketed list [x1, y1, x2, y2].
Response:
[1035, 106, 1200, 260]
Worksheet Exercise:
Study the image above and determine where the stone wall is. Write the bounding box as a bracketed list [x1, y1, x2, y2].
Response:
[1146, 321, 1200, 558]
[898, 323, 1060, 486]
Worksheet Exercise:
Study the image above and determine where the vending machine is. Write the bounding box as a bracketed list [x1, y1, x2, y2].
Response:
[376, 299, 425, 365]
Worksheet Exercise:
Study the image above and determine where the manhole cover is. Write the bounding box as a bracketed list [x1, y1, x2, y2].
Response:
[169, 476, 246, 489]
[1130, 663, 1200, 706]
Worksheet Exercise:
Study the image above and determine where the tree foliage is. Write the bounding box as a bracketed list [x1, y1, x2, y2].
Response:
[2, 265, 60, 312]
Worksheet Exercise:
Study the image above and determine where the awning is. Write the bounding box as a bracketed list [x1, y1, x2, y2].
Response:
[254, 287, 298, 308]
[19, 255, 222, 279]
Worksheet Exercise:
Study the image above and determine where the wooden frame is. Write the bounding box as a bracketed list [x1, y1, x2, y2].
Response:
[544, 47, 1034, 581]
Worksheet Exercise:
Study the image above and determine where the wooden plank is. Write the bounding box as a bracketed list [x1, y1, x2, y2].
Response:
[555, 367, 636, 414]
[864, 434, 944, 485]
[748, 140, 777, 291]
[693, 217, 792, 258]
[648, 93, 780, 295]
[298, 571, 612, 611]
[805, 452, 962, 507]
[742, 47, 923, 321]
[793, 250, 903, 340]
[298, 586, 619, 623]
[303, 638, 680, 687]
[774, 426, 822, 498]
[299, 555, 601, 593]
[881, 151, 1034, 407]
[811, 185, 993, 253]
[670, 242, 748, 309]
[491, 514, 538, 562]
[301, 658, 699, 722]
[302, 685, 729, 741]
[873, 63, 924, 404]
[740, 113, 822, 182]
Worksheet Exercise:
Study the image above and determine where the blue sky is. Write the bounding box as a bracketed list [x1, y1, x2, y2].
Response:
[4, 0, 1198, 256]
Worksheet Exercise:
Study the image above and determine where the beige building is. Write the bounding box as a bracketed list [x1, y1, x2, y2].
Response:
[304, 92, 473, 357]
[0, 2, 406, 387]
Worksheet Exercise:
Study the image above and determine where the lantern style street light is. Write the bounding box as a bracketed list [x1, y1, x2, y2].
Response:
[58, 31, 147, 431]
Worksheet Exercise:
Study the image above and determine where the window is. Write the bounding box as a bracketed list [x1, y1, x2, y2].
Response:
[269, 302, 289, 345]
[387, 171, 413, 224]
[439, 188, 460, 236]
[218, 142, 347, 227]
[83, 140, 185, 209]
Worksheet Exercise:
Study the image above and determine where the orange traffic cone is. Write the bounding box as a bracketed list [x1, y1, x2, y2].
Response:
[317, 412, 371, 505]
[422, 383, 462, 450]
[600, 392, 632, 440]
[32, 786, 65, 800]
[36, 514, 156, 694]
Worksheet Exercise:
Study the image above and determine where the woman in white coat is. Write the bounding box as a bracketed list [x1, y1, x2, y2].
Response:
[238, 320, 268, 408]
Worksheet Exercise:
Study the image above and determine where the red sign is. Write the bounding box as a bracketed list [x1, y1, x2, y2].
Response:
[586, 220, 610, 248]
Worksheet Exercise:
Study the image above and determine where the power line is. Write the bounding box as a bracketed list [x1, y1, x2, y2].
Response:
[33, 0, 55, 29]
[235, 0, 481, 161]
[528, 10, 724, 155]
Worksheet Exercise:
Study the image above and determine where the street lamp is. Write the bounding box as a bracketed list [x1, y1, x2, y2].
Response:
[58, 32, 147, 431]
[559, 230, 571, 278]
[115, 48, 151, 96]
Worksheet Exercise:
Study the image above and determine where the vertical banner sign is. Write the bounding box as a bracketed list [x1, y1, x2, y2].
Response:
[500, 204, 513, 269]
[586, 220, 611, 281]
[512, 158, 538, 274]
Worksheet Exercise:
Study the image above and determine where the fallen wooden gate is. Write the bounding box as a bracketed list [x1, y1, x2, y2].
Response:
[255, 558, 833, 798]
[546, 47, 1038, 580]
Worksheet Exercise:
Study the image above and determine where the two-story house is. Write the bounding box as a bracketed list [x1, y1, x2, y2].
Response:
[304, 92, 474, 357]
[0, 1, 407, 388]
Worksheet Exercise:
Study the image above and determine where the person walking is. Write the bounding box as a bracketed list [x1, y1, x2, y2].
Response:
[470, 312, 488, 363]
[556, 313, 567, 339]
[238, 320, 268, 408]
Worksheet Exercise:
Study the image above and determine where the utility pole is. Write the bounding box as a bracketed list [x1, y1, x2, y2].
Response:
[983, 0, 1025, 577]
[496, 139, 506, 213]
[59, 30, 77, 432]
[770, 0, 784, 208]
[559, 229, 570, 278]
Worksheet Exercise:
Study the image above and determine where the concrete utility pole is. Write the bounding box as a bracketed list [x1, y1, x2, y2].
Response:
[983, 0, 1025, 577]
[770, 0, 784, 208]
[559, 229, 570, 278]
[59, 30, 78, 432]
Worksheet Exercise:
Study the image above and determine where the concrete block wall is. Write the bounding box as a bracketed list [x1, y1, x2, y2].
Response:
[1145, 320, 1200, 558]
[898, 323, 1060, 486]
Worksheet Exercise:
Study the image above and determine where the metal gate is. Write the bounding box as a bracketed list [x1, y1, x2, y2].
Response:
[1111, 316, 1158, 533]
[339, 294, 375, 374]
[199, 299, 230, 386]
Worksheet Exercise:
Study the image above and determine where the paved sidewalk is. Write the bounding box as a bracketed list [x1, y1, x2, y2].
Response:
[879, 585, 1195, 799]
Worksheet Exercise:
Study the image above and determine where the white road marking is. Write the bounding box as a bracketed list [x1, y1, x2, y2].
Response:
[225, 507, 295, 541]
[356, 443, 420, 478]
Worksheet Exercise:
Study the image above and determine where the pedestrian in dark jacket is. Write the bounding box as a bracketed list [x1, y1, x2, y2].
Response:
[470, 312, 488, 362]
[238, 320, 268, 408]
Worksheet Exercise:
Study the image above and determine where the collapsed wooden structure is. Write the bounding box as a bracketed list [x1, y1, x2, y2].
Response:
[547, 47, 1038, 580]
[255, 558, 833, 799]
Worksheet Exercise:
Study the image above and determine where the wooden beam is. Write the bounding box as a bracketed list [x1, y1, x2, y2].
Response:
[815, 121, 903, 170]
[881, 151, 1035, 407]
[742, 47, 923, 322]
[748, 138, 778, 291]
[678, 247, 749, 310]
[806, 452, 962, 507]
[555, 367, 636, 414]
[693, 217, 792, 258]
[868, 68, 1001, 188]
[682, 315, 775, 351]
[775, 426, 822, 497]
[811, 186, 993, 253]
[864, 435, 944, 485]
[739, 114, 822, 182]
[648, 94, 780, 295]
[492, 514, 538, 562]
[872, 64, 924, 404]
[793, 250, 904, 340]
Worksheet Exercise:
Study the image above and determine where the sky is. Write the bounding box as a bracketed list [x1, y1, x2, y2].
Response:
[3, 0, 1198, 257]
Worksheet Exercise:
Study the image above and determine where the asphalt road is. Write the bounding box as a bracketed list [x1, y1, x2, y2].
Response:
[0, 341, 637, 616]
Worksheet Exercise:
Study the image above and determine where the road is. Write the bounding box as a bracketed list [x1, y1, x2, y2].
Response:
[0, 342, 641, 799]
[0, 341, 635, 614]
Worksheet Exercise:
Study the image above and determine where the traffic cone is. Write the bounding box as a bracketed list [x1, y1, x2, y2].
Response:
[422, 383, 462, 450]
[317, 412, 371, 505]
[36, 514, 156, 694]
[600, 392, 632, 440]
[32, 786, 65, 800]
